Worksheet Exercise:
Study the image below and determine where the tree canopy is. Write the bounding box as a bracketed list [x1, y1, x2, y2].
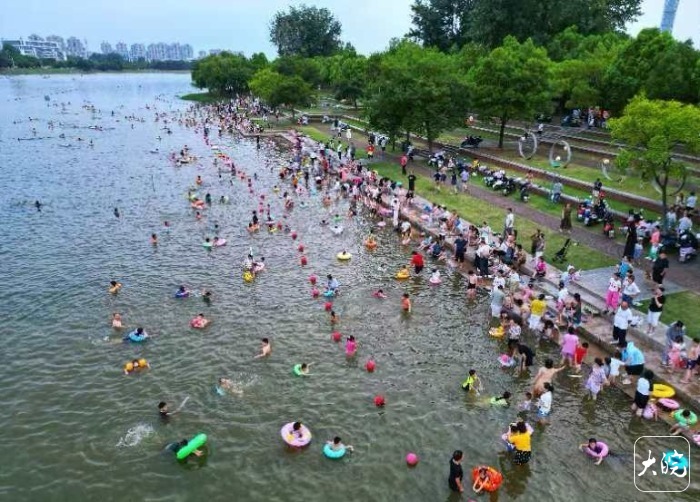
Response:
[609, 96, 700, 228]
[467, 36, 552, 147]
[408, 0, 642, 49]
[191, 52, 253, 96]
[269, 4, 343, 57]
[249, 68, 312, 118]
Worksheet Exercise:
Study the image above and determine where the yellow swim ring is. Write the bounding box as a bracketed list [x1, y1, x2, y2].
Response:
[243, 271, 254, 283]
[651, 383, 675, 399]
[489, 327, 504, 338]
[337, 252, 352, 261]
[396, 270, 410, 280]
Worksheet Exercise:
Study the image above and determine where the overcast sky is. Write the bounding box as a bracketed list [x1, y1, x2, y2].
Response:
[1, 0, 698, 55]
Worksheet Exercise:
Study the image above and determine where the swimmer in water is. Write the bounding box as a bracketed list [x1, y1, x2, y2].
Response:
[158, 401, 185, 421]
[114, 207, 120, 218]
[112, 312, 123, 329]
[491, 391, 512, 406]
[373, 289, 387, 299]
[298, 363, 312, 375]
[254, 338, 271, 358]
[330, 310, 339, 325]
[202, 290, 212, 304]
[217, 378, 243, 396]
[166, 438, 203, 458]
[109, 280, 122, 294]
[35, 200, 42, 212]
[326, 436, 354, 453]
[345, 335, 357, 356]
[151, 233, 158, 245]
[401, 293, 412, 313]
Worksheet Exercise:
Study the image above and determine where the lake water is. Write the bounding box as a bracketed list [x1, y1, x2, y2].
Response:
[0, 73, 697, 501]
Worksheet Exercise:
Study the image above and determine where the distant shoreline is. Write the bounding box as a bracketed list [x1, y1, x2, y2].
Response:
[0, 68, 192, 76]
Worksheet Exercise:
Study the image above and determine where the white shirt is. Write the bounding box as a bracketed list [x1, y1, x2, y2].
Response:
[608, 278, 621, 292]
[538, 391, 552, 413]
[637, 377, 650, 396]
[614, 307, 633, 330]
[505, 213, 514, 229]
[477, 243, 491, 258]
[492, 276, 506, 289]
[609, 357, 623, 376]
[678, 216, 692, 232]
[623, 281, 640, 297]
[687, 195, 697, 209]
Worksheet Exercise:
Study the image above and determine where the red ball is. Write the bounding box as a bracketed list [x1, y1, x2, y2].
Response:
[300, 256, 308, 266]
[374, 395, 386, 407]
[291, 232, 298, 240]
[298, 244, 305, 252]
[277, 222, 283, 230]
[309, 275, 317, 285]
[365, 360, 376, 372]
[324, 302, 333, 311]
[311, 288, 320, 298]
[331, 331, 342, 342]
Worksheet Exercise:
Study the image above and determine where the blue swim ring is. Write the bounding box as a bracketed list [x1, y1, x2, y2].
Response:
[323, 290, 335, 298]
[124, 330, 148, 343]
[323, 443, 346, 459]
[175, 291, 189, 298]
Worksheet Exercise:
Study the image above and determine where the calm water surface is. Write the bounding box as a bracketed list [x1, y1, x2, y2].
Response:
[0, 73, 697, 501]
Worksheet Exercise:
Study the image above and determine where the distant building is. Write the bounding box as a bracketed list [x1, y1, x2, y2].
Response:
[46, 35, 65, 52]
[100, 41, 113, 54]
[66, 37, 87, 58]
[115, 42, 129, 60]
[181, 44, 193, 60]
[198, 50, 207, 59]
[2, 36, 66, 61]
[130, 43, 145, 61]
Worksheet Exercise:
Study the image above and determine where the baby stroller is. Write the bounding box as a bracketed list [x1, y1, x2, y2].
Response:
[552, 238, 572, 263]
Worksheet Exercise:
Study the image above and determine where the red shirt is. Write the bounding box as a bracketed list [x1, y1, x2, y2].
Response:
[411, 254, 424, 267]
[400, 155, 408, 167]
[574, 346, 587, 365]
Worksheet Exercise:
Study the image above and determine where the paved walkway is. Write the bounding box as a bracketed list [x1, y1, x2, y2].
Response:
[577, 266, 685, 302]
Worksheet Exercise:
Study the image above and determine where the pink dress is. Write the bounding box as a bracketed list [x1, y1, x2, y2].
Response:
[345, 339, 357, 356]
[561, 333, 578, 357]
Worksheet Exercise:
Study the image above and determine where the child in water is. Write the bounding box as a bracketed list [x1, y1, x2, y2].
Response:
[519, 392, 533, 411]
[109, 280, 122, 294]
[345, 335, 357, 356]
[326, 436, 354, 453]
[402, 293, 412, 313]
[461, 369, 482, 394]
[330, 310, 339, 325]
[372, 289, 387, 299]
[151, 233, 158, 245]
[111, 313, 123, 329]
[254, 338, 271, 358]
[430, 268, 441, 283]
[491, 391, 512, 406]
[298, 363, 311, 376]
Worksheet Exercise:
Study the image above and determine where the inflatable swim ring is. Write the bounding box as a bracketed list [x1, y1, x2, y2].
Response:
[175, 290, 189, 299]
[693, 433, 700, 447]
[651, 383, 675, 399]
[471, 466, 503, 493]
[293, 364, 307, 376]
[323, 290, 335, 298]
[176, 433, 207, 460]
[396, 270, 410, 280]
[583, 442, 609, 460]
[124, 330, 148, 343]
[243, 271, 254, 283]
[377, 221, 386, 228]
[498, 354, 515, 367]
[657, 398, 679, 410]
[252, 263, 265, 273]
[323, 443, 347, 459]
[673, 409, 698, 427]
[365, 240, 377, 250]
[331, 226, 344, 235]
[429, 276, 442, 285]
[337, 252, 352, 261]
[281, 422, 311, 447]
[501, 424, 534, 452]
[642, 402, 658, 420]
[489, 396, 508, 406]
[489, 327, 504, 338]
[203, 241, 213, 249]
[213, 238, 227, 247]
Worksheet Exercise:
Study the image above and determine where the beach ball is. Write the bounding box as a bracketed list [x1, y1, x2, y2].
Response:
[311, 288, 320, 298]
[324, 302, 333, 311]
[300, 256, 308, 266]
[374, 395, 386, 407]
[298, 244, 305, 253]
[309, 275, 317, 285]
[406, 453, 419, 467]
[365, 360, 376, 372]
[291, 232, 298, 240]
[331, 331, 342, 342]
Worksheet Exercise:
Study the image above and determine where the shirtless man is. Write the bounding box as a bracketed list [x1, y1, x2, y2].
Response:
[532, 358, 565, 397]
[254, 338, 271, 359]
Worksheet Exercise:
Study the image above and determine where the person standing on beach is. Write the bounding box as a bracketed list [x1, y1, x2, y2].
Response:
[560, 203, 572, 233]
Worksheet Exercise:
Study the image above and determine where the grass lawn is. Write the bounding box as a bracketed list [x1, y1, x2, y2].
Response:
[180, 92, 226, 103]
[369, 161, 617, 271]
[638, 291, 700, 337]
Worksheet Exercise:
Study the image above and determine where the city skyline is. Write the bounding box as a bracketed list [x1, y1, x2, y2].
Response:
[0, 0, 698, 57]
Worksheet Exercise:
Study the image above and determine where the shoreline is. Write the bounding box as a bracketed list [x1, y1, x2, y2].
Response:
[0, 68, 192, 76]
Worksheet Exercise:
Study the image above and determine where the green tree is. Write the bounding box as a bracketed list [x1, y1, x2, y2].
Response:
[269, 4, 342, 57]
[609, 96, 700, 229]
[249, 52, 269, 73]
[602, 28, 700, 114]
[191, 52, 253, 96]
[272, 55, 322, 86]
[249, 68, 312, 118]
[467, 36, 552, 148]
[408, 0, 473, 51]
[324, 53, 367, 108]
[365, 42, 466, 151]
